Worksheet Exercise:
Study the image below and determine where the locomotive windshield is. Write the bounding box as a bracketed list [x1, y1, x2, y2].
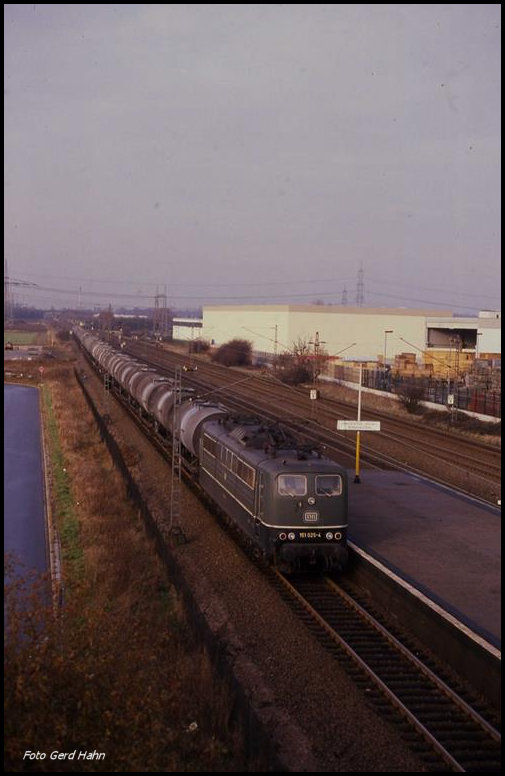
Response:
[316, 475, 342, 496]
[278, 474, 307, 496]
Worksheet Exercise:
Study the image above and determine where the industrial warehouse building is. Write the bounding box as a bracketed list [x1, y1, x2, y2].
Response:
[200, 304, 501, 376]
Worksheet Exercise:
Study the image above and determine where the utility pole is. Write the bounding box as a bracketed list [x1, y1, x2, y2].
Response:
[4, 260, 13, 326]
[356, 264, 364, 307]
[188, 323, 195, 368]
[449, 335, 462, 423]
[354, 363, 363, 483]
[308, 331, 326, 419]
[4, 271, 39, 325]
[153, 284, 169, 340]
[309, 331, 326, 386]
[103, 370, 111, 418]
[383, 329, 393, 389]
[169, 366, 183, 533]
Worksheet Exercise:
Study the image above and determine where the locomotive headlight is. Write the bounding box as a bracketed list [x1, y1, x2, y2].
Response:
[334, 532, 342, 540]
[325, 532, 334, 540]
[287, 532, 296, 541]
[278, 532, 287, 541]
[308, 497, 316, 505]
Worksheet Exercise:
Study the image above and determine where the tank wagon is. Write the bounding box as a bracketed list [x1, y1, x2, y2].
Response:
[74, 328, 348, 572]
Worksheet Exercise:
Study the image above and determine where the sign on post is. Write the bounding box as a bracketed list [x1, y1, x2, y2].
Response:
[337, 420, 381, 432]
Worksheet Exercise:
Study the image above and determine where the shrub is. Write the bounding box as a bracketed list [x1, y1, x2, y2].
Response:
[190, 338, 211, 354]
[211, 339, 252, 367]
[279, 362, 312, 385]
[397, 378, 425, 414]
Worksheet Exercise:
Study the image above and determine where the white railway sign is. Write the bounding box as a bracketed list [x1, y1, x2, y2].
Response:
[337, 420, 381, 431]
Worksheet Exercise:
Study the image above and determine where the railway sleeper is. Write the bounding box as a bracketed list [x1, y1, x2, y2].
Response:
[412, 704, 467, 716]
[343, 645, 399, 656]
[385, 686, 447, 698]
[433, 721, 494, 733]
[437, 728, 498, 757]
[384, 679, 446, 690]
[451, 756, 501, 771]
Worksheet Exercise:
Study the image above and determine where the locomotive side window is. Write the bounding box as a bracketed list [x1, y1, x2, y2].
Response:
[278, 474, 307, 496]
[216, 443, 256, 489]
[236, 458, 256, 489]
[316, 475, 342, 496]
[202, 434, 217, 457]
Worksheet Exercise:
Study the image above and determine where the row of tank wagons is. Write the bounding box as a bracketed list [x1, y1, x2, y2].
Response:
[75, 329, 214, 446]
[75, 329, 178, 430]
[74, 329, 349, 574]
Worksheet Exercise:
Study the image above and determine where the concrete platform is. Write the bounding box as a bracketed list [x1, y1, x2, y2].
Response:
[347, 470, 501, 649]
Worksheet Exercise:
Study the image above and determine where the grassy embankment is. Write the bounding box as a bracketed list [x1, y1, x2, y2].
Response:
[4, 329, 49, 346]
[4, 357, 246, 772]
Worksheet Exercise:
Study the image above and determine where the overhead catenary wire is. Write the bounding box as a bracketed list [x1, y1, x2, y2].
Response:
[9, 271, 499, 311]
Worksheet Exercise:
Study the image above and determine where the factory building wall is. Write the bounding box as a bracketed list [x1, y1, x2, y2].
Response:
[477, 326, 501, 355]
[202, 306, 292, 355]
[285, 309, 430, 361]
[202, 305, 455, 363]
[172, 319, 203, 342]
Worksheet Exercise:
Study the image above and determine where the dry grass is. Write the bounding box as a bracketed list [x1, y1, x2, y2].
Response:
[4, 363, 246, 772]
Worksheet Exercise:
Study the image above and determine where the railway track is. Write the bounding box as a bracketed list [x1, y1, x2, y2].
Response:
[273, 572, 501, 772]
[124, 342, 501, 503]
[76, 342, 501, 771]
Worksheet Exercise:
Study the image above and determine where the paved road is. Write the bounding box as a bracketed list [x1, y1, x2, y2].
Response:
[4, 384, 48, 580]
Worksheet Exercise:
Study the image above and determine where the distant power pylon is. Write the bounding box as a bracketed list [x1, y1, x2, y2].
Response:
[4, 260, 14, 325]
[153, 286, 170, 339]
[341, 286, 348, 305]
[4, 266, 39, 324]
[356, 264, 365, 307]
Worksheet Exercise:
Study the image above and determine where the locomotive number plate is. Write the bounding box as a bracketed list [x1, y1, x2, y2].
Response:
[303, 511, 319, 522]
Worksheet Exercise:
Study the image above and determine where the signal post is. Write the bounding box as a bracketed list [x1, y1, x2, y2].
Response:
[337, 364, 380, 482]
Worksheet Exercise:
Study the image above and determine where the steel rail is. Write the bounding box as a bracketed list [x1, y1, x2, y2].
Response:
[274, 571, 501, 773]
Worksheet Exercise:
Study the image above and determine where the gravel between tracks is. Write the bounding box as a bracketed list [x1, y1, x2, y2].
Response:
[76, 354, 429, 773]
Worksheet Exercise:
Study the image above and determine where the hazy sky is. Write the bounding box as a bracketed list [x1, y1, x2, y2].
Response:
[4, 4, 501, 313]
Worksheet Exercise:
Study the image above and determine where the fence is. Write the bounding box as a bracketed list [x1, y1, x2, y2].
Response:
[334, 365, 501, 419]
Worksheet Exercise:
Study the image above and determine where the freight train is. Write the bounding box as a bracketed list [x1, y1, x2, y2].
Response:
[73, 328, 348, 572]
